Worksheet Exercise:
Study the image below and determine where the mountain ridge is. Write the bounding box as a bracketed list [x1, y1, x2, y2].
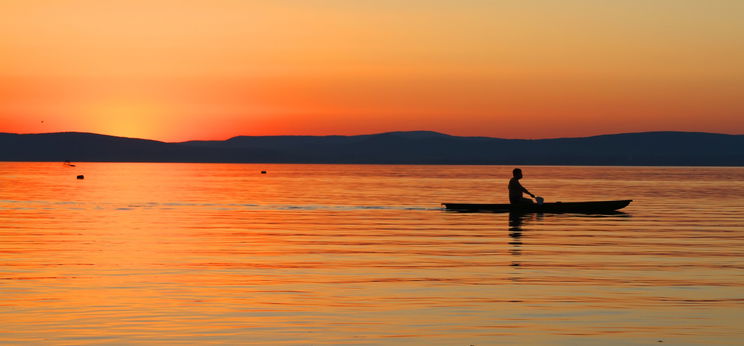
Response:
[1, 130, 743, 166]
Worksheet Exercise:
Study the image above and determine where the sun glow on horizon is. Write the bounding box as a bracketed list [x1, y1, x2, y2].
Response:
[82, 100, 164, 140]
[1, 0, 743, 141]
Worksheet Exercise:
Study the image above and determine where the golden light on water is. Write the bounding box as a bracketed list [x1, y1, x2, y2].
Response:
[1, 163, 742, 343]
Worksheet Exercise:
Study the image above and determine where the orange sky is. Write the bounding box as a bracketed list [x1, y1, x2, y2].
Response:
[1, 0, 743, 141]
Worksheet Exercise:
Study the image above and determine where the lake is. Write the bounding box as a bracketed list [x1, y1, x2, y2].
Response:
[1, 163, 742, 344]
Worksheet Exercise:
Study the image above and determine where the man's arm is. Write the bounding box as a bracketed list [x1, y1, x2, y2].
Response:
[520, 183, 535, 198]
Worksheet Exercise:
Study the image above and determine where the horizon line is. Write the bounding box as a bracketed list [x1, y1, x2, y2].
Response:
[2, 129, 742, 143]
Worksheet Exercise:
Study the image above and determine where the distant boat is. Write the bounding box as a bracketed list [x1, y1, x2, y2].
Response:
[442, 200, 632, 214]
[64, 160, 76, 167]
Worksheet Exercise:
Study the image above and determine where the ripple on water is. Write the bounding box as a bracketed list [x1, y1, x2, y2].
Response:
[0, 163, 742, 344]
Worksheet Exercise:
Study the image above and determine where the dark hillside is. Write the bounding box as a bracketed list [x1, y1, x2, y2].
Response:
[2, 131, 743, 165]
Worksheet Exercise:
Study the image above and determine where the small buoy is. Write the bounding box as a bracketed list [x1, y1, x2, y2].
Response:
[261, 171, 267, 174]
[76, 175, 84, 180]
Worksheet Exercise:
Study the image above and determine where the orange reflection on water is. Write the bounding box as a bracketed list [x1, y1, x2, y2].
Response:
[1, 163, 743, 344]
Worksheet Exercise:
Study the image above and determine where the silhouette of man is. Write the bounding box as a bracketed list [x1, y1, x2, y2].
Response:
[509, 168, 535, 205]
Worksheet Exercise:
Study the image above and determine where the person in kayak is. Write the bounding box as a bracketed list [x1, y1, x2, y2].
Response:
[509, 168, 536, 205]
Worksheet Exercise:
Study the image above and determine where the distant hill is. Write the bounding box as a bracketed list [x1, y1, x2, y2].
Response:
[1, 130, 743, 166]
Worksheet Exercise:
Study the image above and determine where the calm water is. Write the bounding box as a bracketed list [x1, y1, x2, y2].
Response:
[1, 163, 742, 345]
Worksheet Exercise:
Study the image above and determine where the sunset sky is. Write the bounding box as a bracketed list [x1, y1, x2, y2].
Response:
[1, 0, 742, 141]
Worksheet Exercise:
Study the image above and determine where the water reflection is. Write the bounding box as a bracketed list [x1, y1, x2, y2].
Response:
[508, 212, 542, 268]
[508, 212, 525, 257]
[1, 163, 742, 345]
[507, 211, 630, 262]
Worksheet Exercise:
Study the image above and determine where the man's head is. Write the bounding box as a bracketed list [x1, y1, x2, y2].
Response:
[513, 168, 523, 179]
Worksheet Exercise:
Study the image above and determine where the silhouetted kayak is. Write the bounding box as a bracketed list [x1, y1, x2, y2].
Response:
[442, 200, 632, 213]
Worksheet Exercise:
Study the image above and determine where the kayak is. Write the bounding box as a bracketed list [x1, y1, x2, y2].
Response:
[442, 200, 632, 214]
